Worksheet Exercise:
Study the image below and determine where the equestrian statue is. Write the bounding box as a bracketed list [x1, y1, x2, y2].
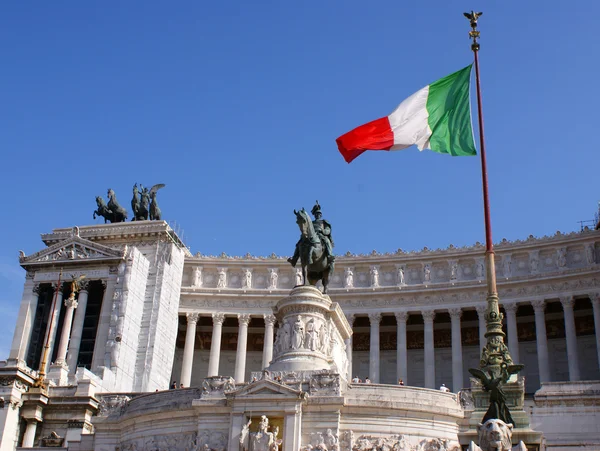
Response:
[288, 201, 335, 294]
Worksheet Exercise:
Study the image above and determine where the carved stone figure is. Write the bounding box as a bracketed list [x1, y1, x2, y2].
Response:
[319, 322, 330, 353]
[530, 254, 538, 273]
[557, 248, 567, 268]
[295, 268, 303, 286]
[476, 260, 485, 279]
[503, 257, 512, 278]
[467, 419, 527, 451]
[423, 264, 431, 282]
[242, 269, 252, 289]
[370, 267, 379, 287]
[192, 267, 203, 287]
[450, 262, 458, 280]
[149, 184, 166, 220]
[344, 268, 354, 288]
[240, 420, 252, 451]
[306, 318, 319, 351]
[397, 266, 405, 286]
[292, 316, 305, 350]
[325, 429, 338, 451]
[288, 201, 335, 293]
[217, 269, 227, 288]
[268, 269, 278, 290]
[241, 415, 281, 451]
[586, 244, 596, 264]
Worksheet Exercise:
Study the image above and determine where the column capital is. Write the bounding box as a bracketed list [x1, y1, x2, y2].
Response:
[368, 312, 382, 325]
[32, 284, 41, 295]
[531, 299, 546, 312]
[448, 308, 462, 320]
[502, 302, 518, 314]
[238, 314, 251, 325]
[395, 311, 409, 323]
[421, 310, 435, 322]
[475, 304, 487, 316]
[345, 313, 355, 325]
[78, 280, 91, 293]
[212, 312, 226, 325]
[560, 296, 575, 309]
[264, 314, 276, 326]
[64, 296, 78, 309]
[186, 312, 200, 324]
[591, 293, 600, 307]
[53, 283, 64, 294]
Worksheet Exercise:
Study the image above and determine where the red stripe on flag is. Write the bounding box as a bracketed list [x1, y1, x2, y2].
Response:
[336, 116, 394, 163]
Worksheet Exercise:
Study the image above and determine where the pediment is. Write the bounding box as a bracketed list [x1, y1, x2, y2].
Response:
[20, 229, 126, 267]
[229, 379, 303, 399]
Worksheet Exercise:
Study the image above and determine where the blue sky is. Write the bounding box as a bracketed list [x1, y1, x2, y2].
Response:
[1, 1, 598, 359]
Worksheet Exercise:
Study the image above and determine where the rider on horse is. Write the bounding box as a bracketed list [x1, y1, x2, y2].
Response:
[288, 201, 335, 266]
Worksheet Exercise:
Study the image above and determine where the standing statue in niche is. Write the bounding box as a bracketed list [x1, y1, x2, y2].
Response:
[423, 264, 431, 283]
[288, 201, 335, 293]
[268, 269, 278, 290]
[397, 266, 405, 286]
[344, 267, 354, 288]
[370, 267, 379, 287]
[305, 318, 320, 351]
[240, 416, 281, 451]
[93, 189, 128, 223]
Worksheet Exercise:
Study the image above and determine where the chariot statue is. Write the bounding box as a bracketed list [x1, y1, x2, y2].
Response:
[130, 183, 165, 221]
[288, 201, 335, 293]
[93, 189, 128, 223]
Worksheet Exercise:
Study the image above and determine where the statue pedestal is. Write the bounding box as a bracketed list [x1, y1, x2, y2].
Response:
[460, 376, 543, 449]
[265, 286, 352, 376]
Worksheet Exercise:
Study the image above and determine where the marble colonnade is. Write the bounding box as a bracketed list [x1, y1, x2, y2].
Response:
[178, 293, 600, 390]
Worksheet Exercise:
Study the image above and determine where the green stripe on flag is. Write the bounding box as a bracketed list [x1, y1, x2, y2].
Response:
[426, 65, 477, 156]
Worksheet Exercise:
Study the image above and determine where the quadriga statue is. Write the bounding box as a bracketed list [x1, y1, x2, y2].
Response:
[468, 419, 527, 451]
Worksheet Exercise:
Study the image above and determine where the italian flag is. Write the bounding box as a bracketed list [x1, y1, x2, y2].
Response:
[336, 65, 477, 163]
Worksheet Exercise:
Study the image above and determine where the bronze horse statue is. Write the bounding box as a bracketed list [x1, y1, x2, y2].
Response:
[93, 189, 128, 223]
[291, 208, 334, 293]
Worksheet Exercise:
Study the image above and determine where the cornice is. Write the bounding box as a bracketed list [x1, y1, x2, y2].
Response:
[185, 228, 598, 264]
[41, 221, 191, 255]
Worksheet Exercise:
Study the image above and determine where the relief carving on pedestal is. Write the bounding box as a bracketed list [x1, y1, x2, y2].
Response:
[97, 395, 131, 416]
[309, 372, 341, 396]
[302, 429, 340, 451]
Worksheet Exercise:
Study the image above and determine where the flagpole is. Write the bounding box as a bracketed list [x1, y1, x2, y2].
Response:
[464, 12, 520, 380]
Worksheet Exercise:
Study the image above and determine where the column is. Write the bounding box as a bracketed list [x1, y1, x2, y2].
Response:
[368, 313, 381, 383]
[67, 282, 92, 373]
[503, 302, 520, 364]
[92, 270, 117, 371]
[234, 314, 251, 383]
[422, 310, 436, 389]
[180, 313, 199, 387]
[10, 279, 39, 362]
[395, 311, 408, 385]
[449, 308, 463, 393]
[207, 313, 225, 377]
[45, 284, 64, 364]
[55, 295, 79, 365]
[262, 314, 276, 369]
[592, 294, 600, 373]
[22, 420, 38, 448]
[345, 314, 355, 381]
[476, 304, 486, 353]
[532, 300, 551, 384]
[560, 296, 580, 381]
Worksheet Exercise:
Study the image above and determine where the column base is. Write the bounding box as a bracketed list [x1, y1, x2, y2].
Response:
[47, 362, 69, 386]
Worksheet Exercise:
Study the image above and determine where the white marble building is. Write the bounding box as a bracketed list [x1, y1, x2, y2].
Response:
[0, 221, 599, 451]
